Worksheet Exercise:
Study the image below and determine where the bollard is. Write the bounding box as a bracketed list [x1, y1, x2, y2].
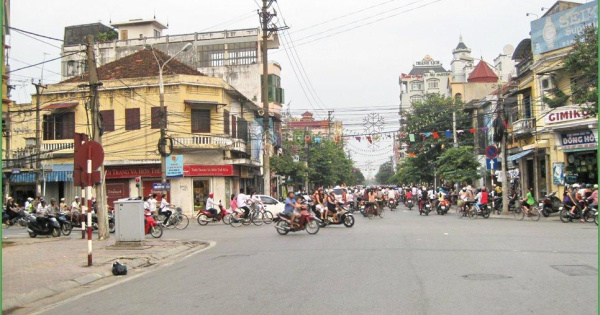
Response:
[87, 211, 93, 266]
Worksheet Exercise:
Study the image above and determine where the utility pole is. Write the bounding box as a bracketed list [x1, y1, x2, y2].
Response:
[452, 108, 458, 147]
[500, 96, 509, 215]
[85, 35, 108, 239]
[327, 110, 334, 138]
[32, 80, 46, 197]
[304, 126, 309, 191]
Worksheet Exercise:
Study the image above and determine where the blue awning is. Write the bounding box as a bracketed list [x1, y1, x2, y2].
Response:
[45, 164, 73, 182]
[10, 172, 36, 183]
[507, 149, 533, 162]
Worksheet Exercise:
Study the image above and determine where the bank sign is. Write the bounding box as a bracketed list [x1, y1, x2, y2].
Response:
[545, 107, 590, 124]
[531, 1, 598, 55]
[561, 131, 596, 149]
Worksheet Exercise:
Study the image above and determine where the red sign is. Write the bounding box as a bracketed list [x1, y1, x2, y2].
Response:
[545, 108, 590, 124]
[105, 165, 162, 179]
[184, 165, 234, 176]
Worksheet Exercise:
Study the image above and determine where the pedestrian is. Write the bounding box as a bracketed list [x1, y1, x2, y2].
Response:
[149, 194, 158, 214]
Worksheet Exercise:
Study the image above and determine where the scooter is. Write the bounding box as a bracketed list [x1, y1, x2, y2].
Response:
[56, 211, 73, 236]
[436, 198, 451, 215]
[419, 200, 431, 216]
[406, 199, 414, 210]
[2, 208, 29, 228]
[197, 200, 231, 225]
[540, 192, 562, 217]
[319, 202, 354, 228]
[275, 205, 320, 235]
[144, 210, 163, 238]
[388, 198, 397, 211]
[27, 214, 61, 238]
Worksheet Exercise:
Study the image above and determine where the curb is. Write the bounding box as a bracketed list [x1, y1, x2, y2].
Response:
[2, 241, 210, 313]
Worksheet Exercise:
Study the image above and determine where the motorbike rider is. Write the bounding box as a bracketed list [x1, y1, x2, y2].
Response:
[406, 189, 413, 204]
[159, 194, 172, 226]
[143, 196, 151, 211]
[475, 187, 489, 212]
[4, 197, 20, 224]
[149, 194, 158, 214]
[427, 187, 436, 208]
[387, 187, 396, 206]
[586, 184, 598, 209]
[36, 199, 50, 229]
[283, 191, 300, 228]
[71, 196, 81, 213]
[366, 188, 376, 215]
[59, 198, 68, 211]
[206, 193, 218, 218]
[326, 191, 340, 223]
[419, 186, 428, 211]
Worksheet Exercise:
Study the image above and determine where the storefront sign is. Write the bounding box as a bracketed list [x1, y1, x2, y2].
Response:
[106, 182, 127, 198]
[545, 107, 590, 124]
[531, 1, 598, 55]
[105, 165, 161, 179]
[553, 162, 565, 185]
[166, 155, 184, 178]
[561, 131, 596, 148]
[184, 165, 234, 177]
[240, 166, 254, 179]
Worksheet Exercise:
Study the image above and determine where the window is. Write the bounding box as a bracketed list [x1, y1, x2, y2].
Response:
[191, 109, 211, 133]
[410, 95, 423, 103]
[232, 115, 237, 138]
[100, 110, 114, 132]
[228, 42, 258, 65]
[120, 30, 128, 40]
[198, 44, 225, 67]
[541, 79, 549, 89]
[65, 60, 79, 77]
[150, 107, 161, 129]
[125, 108, 140, 130]
[411, 81, 423, 91]
[223, 110, 230, 135]
[523, 96, 532, 119]
[154, 29, 160, 37]
[43, 112, 75, 140]
[427, 79, 439, 89]
[237, 118, 248, 141]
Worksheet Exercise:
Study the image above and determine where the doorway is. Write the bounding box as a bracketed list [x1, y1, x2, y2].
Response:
[193, 179, 210, 212]
[526, 159, 534, 193]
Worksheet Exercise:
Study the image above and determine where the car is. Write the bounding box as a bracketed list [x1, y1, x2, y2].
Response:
[332, 186, 347, 202]
[254, 195, 285, 214]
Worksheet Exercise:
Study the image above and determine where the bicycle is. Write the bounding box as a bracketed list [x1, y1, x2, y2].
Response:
[156, 206, 189, 230]
[514, 203, 540, 221]
[468, 203, 491, 219]
[456, 201, 471, 219]
[255, 203, 274, 224]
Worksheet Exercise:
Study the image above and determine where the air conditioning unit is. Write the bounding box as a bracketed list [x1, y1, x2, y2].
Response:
[540, 75, 556, 91]
[224, 150, 232, 159]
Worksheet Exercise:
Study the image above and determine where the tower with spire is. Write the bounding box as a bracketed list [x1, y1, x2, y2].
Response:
[450, 35, 474, 83]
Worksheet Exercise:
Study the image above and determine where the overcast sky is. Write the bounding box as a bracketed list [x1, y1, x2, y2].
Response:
[9, 0, 568, 178]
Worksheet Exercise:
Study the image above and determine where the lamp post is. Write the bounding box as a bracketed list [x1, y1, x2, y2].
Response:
[145, 43, 193, 199]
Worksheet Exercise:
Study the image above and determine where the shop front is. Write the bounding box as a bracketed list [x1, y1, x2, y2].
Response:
[104, 164, 162, 206]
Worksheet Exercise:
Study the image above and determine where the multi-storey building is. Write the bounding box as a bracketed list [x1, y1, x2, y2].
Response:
[6, 49, 263, 213]
[287, 111, 343, 137]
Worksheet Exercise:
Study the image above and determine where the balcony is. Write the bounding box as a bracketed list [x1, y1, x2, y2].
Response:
[511, 118, 535, 136]
[42, 139, 74, 156]
[173, 134, 248, 153]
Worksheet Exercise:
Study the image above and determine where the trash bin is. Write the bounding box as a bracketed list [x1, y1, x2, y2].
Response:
[114, 199, 144, 243]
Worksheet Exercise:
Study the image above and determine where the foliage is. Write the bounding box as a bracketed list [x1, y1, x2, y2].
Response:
[435, 146, 480, 183]
[308, 141, 355, 187]
[563, 26, 597, 114]
[375, 161, 395, 185]
[97, 30, 118, 42]
[391, 157, 429, 185]
[542, 88, 570, 109]
[353, 168, 366, 185]
[270, 154, 307, 186]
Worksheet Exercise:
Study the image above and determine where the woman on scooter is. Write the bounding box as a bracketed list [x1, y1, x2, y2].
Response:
[326, 191, 339, 223]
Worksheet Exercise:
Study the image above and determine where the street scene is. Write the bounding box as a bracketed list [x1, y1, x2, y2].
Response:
[1, 0, 599, 314]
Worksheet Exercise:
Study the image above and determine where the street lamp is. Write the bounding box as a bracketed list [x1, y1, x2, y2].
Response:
[145, 43, 193, 198]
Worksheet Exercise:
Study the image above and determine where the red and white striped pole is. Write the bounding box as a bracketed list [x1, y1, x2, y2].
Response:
[86, 148, 93, 266]
[81, 187, 86, 239]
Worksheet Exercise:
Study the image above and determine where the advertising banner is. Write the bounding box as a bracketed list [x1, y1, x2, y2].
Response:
[166, 155, 184, 178]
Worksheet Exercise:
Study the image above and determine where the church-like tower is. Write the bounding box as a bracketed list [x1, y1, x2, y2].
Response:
[450, 35, 474, 83]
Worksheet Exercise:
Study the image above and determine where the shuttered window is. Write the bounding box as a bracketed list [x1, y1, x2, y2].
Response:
[150, 107, 161, 129]
[99, 110, 114, 132]
[125, 108, 141, 130]
[231, 115, 237, 138]
[223, 110, 230, 135]
[43, 112, 75, 140]
[191, 109, 210, 133]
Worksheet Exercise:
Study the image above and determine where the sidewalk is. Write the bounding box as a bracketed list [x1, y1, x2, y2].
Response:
[2, 236, 209, 312]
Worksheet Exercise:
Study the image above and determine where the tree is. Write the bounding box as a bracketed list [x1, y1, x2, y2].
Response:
[391, 157, 426, 185]
[270, 154, 307, 187]
[375, 161, 394, 184]
[352, 168, 366, 185]
[97, 30, 118, 42]
[435, 146, 480, 184]
[564, 26, 598, 113]
[308, 140, 355, 187]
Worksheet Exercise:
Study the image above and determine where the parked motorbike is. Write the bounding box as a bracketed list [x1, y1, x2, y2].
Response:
[274, 205, 320, 235]
[493, 194, 518, 213]
[56, 211, 73, 236]
[319, 202, 354, 228]
[197, 200, 231, 225]
[144, 210, 163, 238]
[540, 192, 562, 217]
[27, 214, 61, 238]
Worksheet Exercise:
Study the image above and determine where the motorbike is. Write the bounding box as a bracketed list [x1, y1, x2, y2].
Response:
[319, 202, 354, 228]
[469, 203, 491, 219]
[559, 199, 595, 223]
[436, 198, 451, 215]
[144, 210, 163, 238]
[419, 200, 431, 216]
[539, 192, 562, 217]
[406, 198, 414, 210]
[2, 208, 29, 228]
[387, 198, 397, 211]
[197, 200, 231, 225]
[274, 205, 320, 235]
[56, 211, 73, 236]
[27, 214, 61, 238]
[493, 194, 518, 213]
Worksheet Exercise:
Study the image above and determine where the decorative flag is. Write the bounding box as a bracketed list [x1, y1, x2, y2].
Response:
[409, 152, 416, 157]
[355, 136, 361, 142]
[366, 136, 373, 144]
[445, 130, 452, 138]
[469, 128, 476, 134]
[305, 135, 311, 143]
[423, 132, 432, 137]
[433, 132, 439, 139]
[457, 130, 465, 134]
[409, 134, 415, 142]
[481, 127, 489, 132]
[334, 135, 340, 142]
[314, 137, 322, 143]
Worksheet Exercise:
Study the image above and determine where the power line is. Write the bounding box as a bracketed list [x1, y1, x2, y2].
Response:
[7, 51, 80, 74]
[6, 25, 64, 42]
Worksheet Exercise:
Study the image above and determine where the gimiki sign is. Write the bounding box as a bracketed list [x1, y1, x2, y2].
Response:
[545, 107, 590, 124]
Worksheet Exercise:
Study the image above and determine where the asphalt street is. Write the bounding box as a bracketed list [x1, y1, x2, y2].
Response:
[13, 206, 598, 315]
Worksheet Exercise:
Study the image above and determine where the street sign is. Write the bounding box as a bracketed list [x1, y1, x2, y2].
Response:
[486, 158, 499, 170]
[485, 145, 499, 159]
[152, 183, 171, 190]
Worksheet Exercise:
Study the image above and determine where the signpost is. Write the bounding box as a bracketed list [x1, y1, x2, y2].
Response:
[152, 183, 171, 191]
[485, 145, 499, 159]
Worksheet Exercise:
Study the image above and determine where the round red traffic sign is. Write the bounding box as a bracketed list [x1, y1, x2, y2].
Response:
[485, 145, 499, 159]
[75, 141, 105, 170]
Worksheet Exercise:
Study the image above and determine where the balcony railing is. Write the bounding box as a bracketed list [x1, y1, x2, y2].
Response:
[173, 134, 248, 153]
[42, 140, 74, 154]
[511, 118, 535, 135]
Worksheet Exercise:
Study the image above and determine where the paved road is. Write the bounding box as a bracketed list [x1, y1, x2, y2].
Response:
[23, 207, 598, 315]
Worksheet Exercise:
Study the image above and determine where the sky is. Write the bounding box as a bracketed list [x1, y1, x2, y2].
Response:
[9, 0, 568, 179]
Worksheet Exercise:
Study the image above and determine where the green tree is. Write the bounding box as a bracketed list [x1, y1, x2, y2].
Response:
[97, 30, 118, 42]
[375, 161, 394, 184]
[564, 26, 597, 113]
[391, 157, 425, 185]
[308, 140, 354, 187]
[435, 146, 480, 183]
[270, 154, 307, 186]
[353, 168, 366, 185]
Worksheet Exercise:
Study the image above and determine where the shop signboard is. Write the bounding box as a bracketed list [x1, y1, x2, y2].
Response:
[184, 165, 234, 177]
[105, 165, 161, 179]
[545, 107, 591, 124]
[561, 131, 596, 149]
[531, 1, 598, 55]
[553, 162, 565, 185]
[166, 155, 184, 178]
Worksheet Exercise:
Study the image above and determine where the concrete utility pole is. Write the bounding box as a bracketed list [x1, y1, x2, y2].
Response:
[261, 0, 274, 196]
[500, 96, 509, 215]
[4, 99, 10, 200]
[85, 35, 109, 239]
[32, 80, 46, 197]
[452, 108, 458, 147]
[327, 110, 334, 138]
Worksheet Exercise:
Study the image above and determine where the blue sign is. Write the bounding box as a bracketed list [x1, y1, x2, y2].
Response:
[166, 155, 184, 178]
[485, 145, 498, 159]
[531, 1, 598, 55]
[486, 158, 499, 170]
[152, 183, 171, 190]
[561, 131, 596, 147]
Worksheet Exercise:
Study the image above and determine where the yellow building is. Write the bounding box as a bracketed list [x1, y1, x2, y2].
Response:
[7, 49, 262, 213]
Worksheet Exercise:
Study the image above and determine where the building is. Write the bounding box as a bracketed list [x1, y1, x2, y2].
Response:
[450, 36, 474, 83]
[6, 49, 264, 214]
[399, 55, 451, 112]
[286, 111, 343, 137]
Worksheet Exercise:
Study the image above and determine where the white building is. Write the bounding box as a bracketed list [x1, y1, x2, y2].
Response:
[399, 55, 451, 112]
[450, 35, 474, 83]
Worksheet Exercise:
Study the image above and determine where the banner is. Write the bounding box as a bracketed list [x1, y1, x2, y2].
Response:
[166, 155, 184, 178]
[553, 162, 565, 185]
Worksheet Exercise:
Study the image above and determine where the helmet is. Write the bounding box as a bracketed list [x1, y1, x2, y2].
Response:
[594, 184, 598, 189]
[75, 196, 80, 199]
[462, 188, 466, 192]
[209, 193, 214, 198]
[481, 187, 486, 192]
[585, 184, 591, 188]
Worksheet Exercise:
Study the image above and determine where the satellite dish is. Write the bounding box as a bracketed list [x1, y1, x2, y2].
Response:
[503, 44, 515, 55]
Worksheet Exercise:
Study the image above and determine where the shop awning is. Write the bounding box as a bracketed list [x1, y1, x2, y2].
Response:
[563, 146, 597, 153]
[507, 149, 533, 162]
[42, 102, 78, 110]
[10, 172, 36, 183]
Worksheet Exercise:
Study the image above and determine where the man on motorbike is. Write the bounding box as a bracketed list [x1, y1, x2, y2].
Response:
[283, 192, 300, 228]
[36, 199, 50, 229]
[236, 189, 250, 219]
[475, 187, 489, 212]
[4, 197, 20, 224]
[206, 193, 218, 218]
[586, 184, 598, 208]
[387, 188, 396, 207]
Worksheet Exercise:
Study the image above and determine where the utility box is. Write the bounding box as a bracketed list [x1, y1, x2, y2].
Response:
[114, 199, 144, 243]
